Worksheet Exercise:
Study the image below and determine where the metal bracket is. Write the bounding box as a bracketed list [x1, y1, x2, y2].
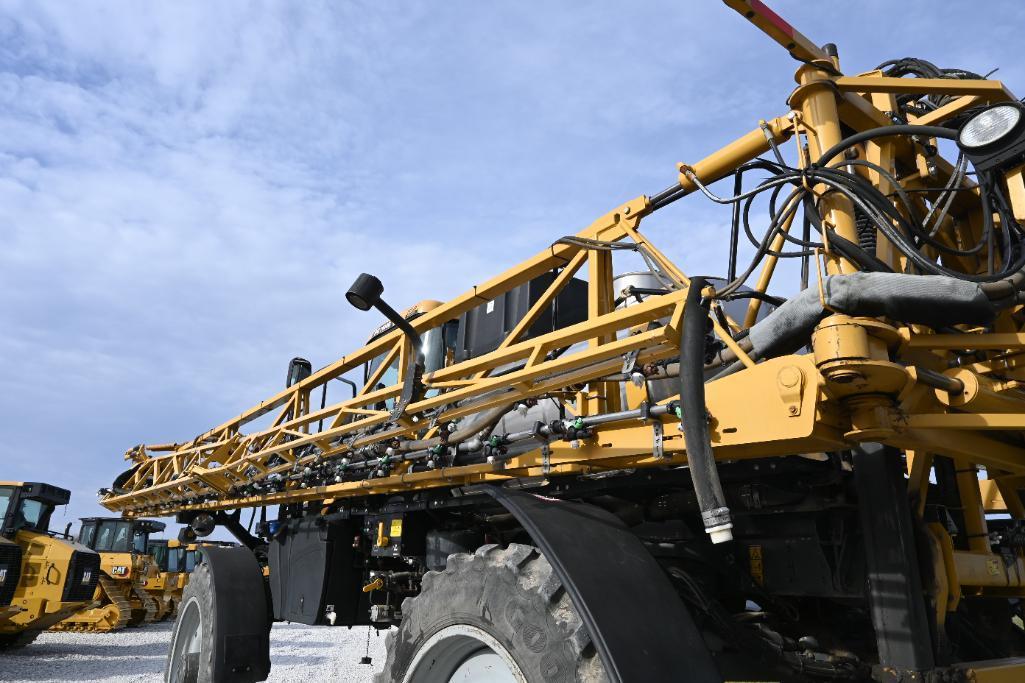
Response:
[652, 420, 665, 459]
[776, 365, 804, 417]
[541, 442, 551, 474]
[621, 349, 640, 375]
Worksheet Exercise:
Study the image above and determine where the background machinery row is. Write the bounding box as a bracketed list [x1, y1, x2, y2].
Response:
[0, 480, 230, 648]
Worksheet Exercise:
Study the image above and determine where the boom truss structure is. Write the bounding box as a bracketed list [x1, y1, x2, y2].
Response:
[103, 4, 1025, 516]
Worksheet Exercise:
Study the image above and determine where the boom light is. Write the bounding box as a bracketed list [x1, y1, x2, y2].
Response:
[957, 103, 1025, 172]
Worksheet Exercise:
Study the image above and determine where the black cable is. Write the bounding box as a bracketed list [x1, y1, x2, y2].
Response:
[742, 183, 818, 256]
[827, 231, 894, 273]
[667, 123, 1025, 298]
[728, 170, 742, 281]
[554, 236, 680, 289]
[800, 211, 811, 291]
[649, 158, 792, 212]
[815, 165, 990, 258]
[815, 124, 957, 167]
[814, 169, 1025, 281]
[718, 290, 787, 307]
[877, 57, 985, 114]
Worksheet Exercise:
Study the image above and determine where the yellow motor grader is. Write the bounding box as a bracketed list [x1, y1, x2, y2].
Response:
[0, 482, 100, 649]
[100, 2, 1025, 682]
[52, 517, 165, 632]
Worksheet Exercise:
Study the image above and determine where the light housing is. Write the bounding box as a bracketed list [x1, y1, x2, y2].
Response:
[190, 513, 215, 538]
[344, 272, 425, 419]
[959, 105, 1021, 149]
[956, 102, 1025, 173]
[286, 357, 312, 388]
[346, 273, 384, 311]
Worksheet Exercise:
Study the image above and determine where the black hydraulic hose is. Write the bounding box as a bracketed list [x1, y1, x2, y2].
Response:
[335, 377, 358, 398]
[825, 231, 894, 273]
[719, 290, 787, 307]
[649, 182, 684, 209]
[679, 277, 733, 544]
[728, 171, 742, 281]
[800, 211, 811, 290]
[815, 124, 957, 168]
[741, 183, 814, 258]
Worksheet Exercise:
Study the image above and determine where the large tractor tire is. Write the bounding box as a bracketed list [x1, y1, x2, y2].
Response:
[377, 543, 608, 683]
[164, 547, 270, 683]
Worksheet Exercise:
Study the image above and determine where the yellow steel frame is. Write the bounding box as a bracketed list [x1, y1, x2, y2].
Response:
[99, 3, 1025, 662]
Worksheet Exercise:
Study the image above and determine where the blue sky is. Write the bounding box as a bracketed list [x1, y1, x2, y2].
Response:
[2, 0, 1024, 535]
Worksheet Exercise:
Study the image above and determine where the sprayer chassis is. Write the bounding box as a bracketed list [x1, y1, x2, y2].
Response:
[101, 3, 1025, 682]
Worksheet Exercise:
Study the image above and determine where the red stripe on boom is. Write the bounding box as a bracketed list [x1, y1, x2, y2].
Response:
[748, 0, 795, 38]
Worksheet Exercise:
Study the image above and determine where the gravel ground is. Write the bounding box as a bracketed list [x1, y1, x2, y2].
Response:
[0, 622, 389, 682]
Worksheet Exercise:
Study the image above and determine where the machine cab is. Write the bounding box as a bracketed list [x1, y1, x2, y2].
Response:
[166, 540, 186, 573]
[77, 518, 166, 555]
[0, 481, 70, 539]
[147, 539, 170, 572]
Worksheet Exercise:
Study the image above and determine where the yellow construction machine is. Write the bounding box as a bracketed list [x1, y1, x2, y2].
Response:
[52, 517, 165, 632]
[142, 538, 236, 619]
[166, 540, 198, 602]
[144, 538, 182, 621]
[168, 539, 192, 590]
[0, 482, 100, 649]
[100, 2, 1025, 681]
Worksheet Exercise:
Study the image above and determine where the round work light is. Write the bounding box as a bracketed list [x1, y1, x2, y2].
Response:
[958, 104, 1022, 150]
[346, 273, 384, 311]
[956, 103, 1025, 173]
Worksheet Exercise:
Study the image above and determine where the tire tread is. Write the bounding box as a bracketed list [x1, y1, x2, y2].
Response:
[376, 543, 607, 683]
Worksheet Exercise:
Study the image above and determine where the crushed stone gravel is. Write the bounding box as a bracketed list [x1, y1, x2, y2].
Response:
[0, 622, 388, 682]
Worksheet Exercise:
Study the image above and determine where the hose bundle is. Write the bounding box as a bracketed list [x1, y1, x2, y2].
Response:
[677, 125, 1025, 303]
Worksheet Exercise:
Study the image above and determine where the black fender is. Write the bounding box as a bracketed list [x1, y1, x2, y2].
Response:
[200, 546, 271, 681]
[466, 485, 721, 683]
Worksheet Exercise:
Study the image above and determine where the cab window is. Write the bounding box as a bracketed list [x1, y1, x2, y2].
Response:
[0, 487, 13, 527]
[365, 355, 399, 389]
[132, 530, 148, 554]
[421, 326, 446, 374]
[16, 499, 44, 530]
[113, 524, 130, 551]
[95, 521, 132, 552]
[150, 544, 168, 571]
[94, 522, 115, 550]
[363, 323, 451, 405]
[7, 498, 49, 534]
[78, 523, 97, 548]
